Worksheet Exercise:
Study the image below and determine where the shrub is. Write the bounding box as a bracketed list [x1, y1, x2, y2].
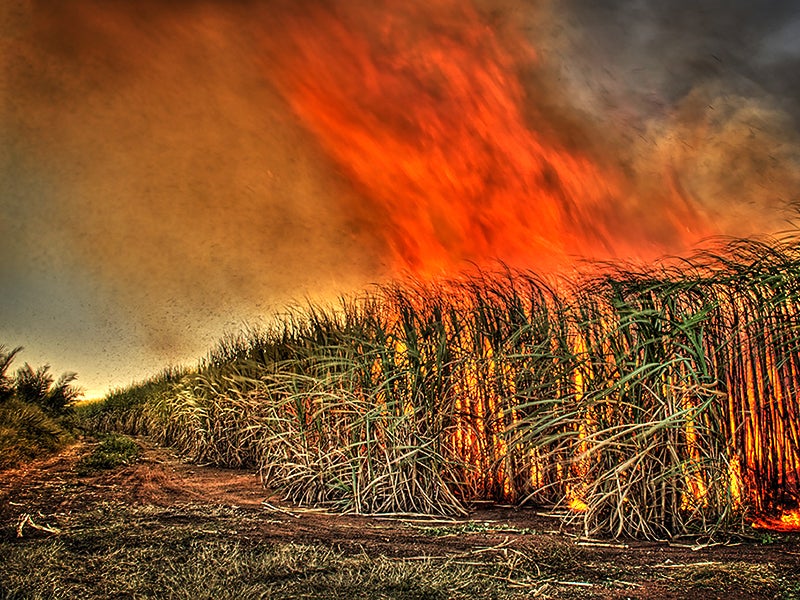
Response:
[0, 345, 82, 468]
[15, 364, 81, 416]
[0, 400, 69, 470]
[0, 345, 22, 404]
[76, 434, 140, 475]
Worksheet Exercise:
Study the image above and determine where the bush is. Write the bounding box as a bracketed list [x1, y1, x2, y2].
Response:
[0, 400, 69, 470]
[14, 364, 81, 416]
[0, 345, 85, 469]
[76, 434, 140, 475]
[0, 345, 22, 404]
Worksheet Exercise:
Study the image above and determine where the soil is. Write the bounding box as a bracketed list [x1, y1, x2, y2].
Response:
[2, 438, 799, 599]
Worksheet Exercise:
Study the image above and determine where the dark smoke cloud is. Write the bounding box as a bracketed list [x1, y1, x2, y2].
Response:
[559, 0, 800, 116]
[554, 0, 800, 123]
[661, 0, 799, 111]
[528, 0, 800, 235]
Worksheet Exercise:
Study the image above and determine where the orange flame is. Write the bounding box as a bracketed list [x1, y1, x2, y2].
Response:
[262, 0, 709, 277]
[752, 509, 800, 532]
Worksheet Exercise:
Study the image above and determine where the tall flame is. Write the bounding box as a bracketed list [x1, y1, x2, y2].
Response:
[262, 0, 708, 276]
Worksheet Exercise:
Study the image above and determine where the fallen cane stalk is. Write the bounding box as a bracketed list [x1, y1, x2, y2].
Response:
[16, 513, 62, 537]
[261, 501, 301, 518]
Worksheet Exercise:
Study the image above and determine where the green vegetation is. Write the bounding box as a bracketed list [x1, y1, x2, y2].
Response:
[74, 366, 187, 436]
[75, 433, 140, 475]
[85, 237, 800, 539]
[0, 346, 82, 470]
[0, 400, 67, 469]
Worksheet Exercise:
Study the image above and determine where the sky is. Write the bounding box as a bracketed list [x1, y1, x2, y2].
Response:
[2, 0, 799, 398]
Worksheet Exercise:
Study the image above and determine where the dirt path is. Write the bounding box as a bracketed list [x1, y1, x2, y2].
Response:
[2, 438, 799, 599]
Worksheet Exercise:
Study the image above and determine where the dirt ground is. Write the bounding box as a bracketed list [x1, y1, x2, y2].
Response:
[2, 438, 799, 599]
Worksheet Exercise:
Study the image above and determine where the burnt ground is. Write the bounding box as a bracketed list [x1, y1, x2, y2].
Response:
[1, 438, 799, 599]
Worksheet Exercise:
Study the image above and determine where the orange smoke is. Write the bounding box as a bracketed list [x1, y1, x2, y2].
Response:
[263, 0, 709, 276]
